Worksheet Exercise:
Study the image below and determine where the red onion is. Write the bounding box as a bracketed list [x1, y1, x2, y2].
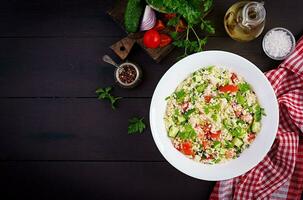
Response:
[140, 6, 156, 31]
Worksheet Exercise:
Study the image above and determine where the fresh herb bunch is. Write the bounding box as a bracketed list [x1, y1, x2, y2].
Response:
[128, 117, 146, 134]
[149, 0, 215, 58]
[96, 87, 122, 110]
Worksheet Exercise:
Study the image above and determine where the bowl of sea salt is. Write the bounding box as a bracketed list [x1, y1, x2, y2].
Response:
[262, 27, 296, 60]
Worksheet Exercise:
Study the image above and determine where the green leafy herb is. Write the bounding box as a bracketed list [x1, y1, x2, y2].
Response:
[184, 108, 196, 120]
[128, 117, 146, 134]
[213, 141, 221, 149]
[236, 92, 246, 107]
[211, 113, 218, 121]
[196, 82, 208, 93]
[231, 127, 246, 138]
[254, 104, 266, 122]
[178, 124, 196, 140]
[170, 32, 179, 40]
[238, 83, 251, 93]
[175, 89, 186, 103]
[225, 140, 233, 149]
[96, 87, 122, 110]
[203, 0, 213, 13]
[167, 16, 180, 26]
[201, 19, 215, 34]
[151, 0, 215, 58]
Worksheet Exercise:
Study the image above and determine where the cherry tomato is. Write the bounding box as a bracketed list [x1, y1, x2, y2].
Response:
[143, 30, 160, 48]
[164, 13, 176, 20]
[181, 142, 193, 155]
[218, 84, 239, 93]
[231, 73, 238, 83]
[159, 34, 172, 47]
[210, 130, 221, 141]
[204, 95, 212, 103]
[153, 20, 165, 31]
[176, 19, 187, 32]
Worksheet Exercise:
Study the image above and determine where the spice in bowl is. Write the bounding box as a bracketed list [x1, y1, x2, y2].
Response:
[262, 27, 296, 60]
[115, 62, 142, 88]
[118, 64, 137, 84]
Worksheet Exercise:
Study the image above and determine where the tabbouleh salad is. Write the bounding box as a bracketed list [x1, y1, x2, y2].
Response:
[164, 66, 265, 164]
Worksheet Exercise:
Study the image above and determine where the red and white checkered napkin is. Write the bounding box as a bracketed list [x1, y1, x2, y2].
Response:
[210, 37, 303, 200]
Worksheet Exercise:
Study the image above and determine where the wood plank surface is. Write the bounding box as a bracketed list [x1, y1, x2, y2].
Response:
[0, 162, 215, 200]
[0, 37, 280, 98]
[0, 98, 161, 161]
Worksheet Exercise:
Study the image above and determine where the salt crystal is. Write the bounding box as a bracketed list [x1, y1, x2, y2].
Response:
[264, 30, 292, 58]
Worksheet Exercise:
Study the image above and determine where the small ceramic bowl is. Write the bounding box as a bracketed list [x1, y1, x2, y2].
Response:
[262, 27, 296, 60]
[114, 62, 142, 89]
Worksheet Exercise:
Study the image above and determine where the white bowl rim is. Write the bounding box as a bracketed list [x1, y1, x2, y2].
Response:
[149, 50, 279, 181]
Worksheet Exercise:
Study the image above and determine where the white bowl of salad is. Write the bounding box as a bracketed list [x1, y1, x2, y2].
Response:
[150, 51, 279, 180]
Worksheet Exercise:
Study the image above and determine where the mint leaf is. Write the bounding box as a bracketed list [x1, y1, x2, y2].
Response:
[128, 117, 146, 134]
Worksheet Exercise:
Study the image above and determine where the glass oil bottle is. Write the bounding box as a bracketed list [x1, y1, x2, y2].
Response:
[224, 1, 266, 42]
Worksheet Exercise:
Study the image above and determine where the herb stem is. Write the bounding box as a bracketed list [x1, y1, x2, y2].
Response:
[185, 26, 190, 56]
[191, 26, 202, 51]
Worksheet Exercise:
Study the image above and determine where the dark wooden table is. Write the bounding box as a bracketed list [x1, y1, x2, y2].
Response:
[0, 0, 302, 199]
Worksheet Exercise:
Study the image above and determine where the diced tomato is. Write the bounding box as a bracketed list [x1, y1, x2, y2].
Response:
[205, 155, 214, 160]
[176, 19, 187, 32]
[218, 84, 239, 93]
[248, 133, 256, 143]
[231, 73, 238, 83]
[210, 130, 221, 140]
[153, 20, 165, 31]
[181, 102, 189, 112]
[175, 144, 181, 151]
[181, 142, 193, 155]
[164, 13, 177, 20]
[202, 123, 212, 134]
[202, 140, 209, 149]
[159, 34, 172, 47]
[204, 95, 212, 103]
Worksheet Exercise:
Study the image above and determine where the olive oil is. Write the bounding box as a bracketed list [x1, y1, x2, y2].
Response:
[224, 1, 266, 42]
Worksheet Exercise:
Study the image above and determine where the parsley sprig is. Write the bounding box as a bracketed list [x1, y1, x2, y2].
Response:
[128, 117, 146, 134]
[160, 0, 215, 58]
[96, 87, 122, 110]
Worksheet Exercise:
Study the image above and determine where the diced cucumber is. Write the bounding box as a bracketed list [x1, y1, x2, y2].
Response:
[220, 148, 226, 154]
[177, 115, 186, 123]
[196, 83, 207, 93]
[168, 127, 179, 138]
[232, 138, 243, 147]
[252, 121, 261, 132]
[195, 75, 202, 82]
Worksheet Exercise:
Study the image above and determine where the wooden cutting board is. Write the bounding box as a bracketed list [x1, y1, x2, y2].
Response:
[107, 0, 176, 62]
